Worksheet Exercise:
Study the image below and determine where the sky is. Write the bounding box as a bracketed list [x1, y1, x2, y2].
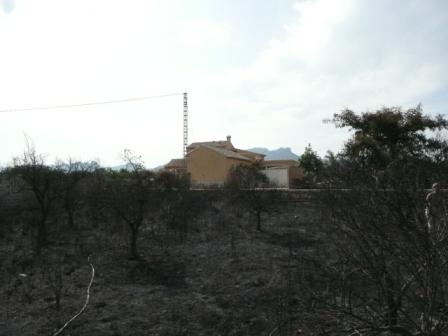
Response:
[0, 0, 447, 167]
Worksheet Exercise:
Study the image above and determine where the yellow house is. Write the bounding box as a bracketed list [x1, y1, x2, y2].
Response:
[164, 135, 302, 188]
[164, 158, 186, 174]
[186, 136, 264, 186]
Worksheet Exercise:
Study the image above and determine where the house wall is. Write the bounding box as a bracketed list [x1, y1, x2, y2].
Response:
[261, 161, 304, 188]
[262, 167, 289, 188]
[288, 166, 304, 187]
[186, 146, 248, 186]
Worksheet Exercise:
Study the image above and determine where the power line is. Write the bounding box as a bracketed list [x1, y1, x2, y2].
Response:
[0, 92, 183, 113]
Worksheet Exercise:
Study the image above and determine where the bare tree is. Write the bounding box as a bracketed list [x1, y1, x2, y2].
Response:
[225, 163, 278, 231]
[318, 186, 448, 336]
[157, 170, 208, 242]
[55, 159, 98, 229]
[104, 150, 157, 259]
[8, 142, 61, 254]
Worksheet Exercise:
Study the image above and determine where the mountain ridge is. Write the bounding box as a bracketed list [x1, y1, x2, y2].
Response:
[247, 147, 299, 161]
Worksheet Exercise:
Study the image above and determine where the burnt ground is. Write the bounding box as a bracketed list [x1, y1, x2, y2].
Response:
[0, 201, 327, 336]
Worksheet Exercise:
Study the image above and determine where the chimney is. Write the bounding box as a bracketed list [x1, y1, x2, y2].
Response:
[226, 135, 231, 143]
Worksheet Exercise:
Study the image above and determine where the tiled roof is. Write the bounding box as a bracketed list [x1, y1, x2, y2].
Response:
[186, 138, 263, 162]
[165, 158, 186, 168]
[235, 149, 266, 158]
[187, 140, 233, 151]
[202, 145, 252, 161]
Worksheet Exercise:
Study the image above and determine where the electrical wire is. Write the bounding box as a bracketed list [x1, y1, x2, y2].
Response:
[0, 92, 183, 113]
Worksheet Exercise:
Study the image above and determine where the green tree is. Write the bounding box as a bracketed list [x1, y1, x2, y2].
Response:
[298, 143, 323, 174]
[296, 144, 324, 188]
[329, 105, 448, 188]
[308, 105, 448, 334]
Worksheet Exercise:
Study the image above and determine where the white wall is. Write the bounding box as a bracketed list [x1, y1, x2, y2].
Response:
[262, 167, 289, 188]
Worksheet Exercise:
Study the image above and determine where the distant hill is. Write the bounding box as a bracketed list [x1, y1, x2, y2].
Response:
[109, 163, 164, 172]
[247, 147, 299, 161]
[151, 164, 166, 172]
[109, 164, 130, 171]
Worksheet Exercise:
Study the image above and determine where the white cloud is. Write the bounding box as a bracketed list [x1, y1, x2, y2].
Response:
[0, 0, 447, 166]
[191, 0, 448, 156]
[1, 0, 14, 13]
[180, 19, 232, 47]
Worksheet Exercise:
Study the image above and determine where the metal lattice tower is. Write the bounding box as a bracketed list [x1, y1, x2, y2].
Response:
[183, 92, 188, 158]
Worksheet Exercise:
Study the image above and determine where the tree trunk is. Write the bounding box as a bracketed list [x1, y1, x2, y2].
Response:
[67, 205, 75, 229]
[130, 224, 139, 259]
[256, 210, 262, 231]
[36, 218, 47, 255]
